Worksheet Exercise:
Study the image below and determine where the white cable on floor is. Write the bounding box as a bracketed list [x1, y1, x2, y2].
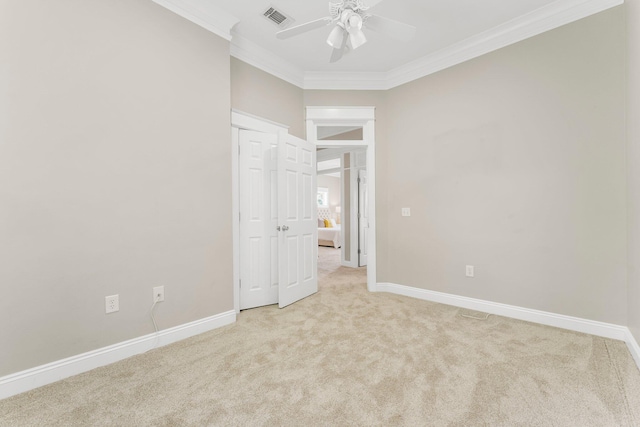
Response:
[144, 297, 160, 353]
[460, 312, 491, 321]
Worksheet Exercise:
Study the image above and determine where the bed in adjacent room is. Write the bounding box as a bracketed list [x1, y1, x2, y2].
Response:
[318, 207, 341, 248]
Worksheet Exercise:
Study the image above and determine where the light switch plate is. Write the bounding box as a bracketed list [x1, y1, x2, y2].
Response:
[402, 208, 411, 217]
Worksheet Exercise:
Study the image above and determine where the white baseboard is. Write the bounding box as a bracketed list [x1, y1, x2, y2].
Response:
[376, 283, 629, 341]
[378, 282, 640, 372]
[377, 283, 640, 371]
[0, 310, 236, 400]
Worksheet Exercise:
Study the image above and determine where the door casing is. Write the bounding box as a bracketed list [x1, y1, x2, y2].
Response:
[358, 168, 369, 267]
[306, 106, 377, 293]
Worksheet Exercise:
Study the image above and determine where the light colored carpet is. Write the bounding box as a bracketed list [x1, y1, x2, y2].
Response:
[1, 246, 640, 426]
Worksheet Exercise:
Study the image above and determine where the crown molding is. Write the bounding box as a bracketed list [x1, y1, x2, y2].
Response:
[230, 34, 305, 88]
[384, 0, 624, 89]
[152, 0, 239, 41]
[228, 0, 622, 91]
[158, 0, 622, 90]
[303, 71, 388, 90]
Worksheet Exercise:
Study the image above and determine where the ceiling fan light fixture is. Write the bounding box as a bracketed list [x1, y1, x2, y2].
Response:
[274, 0, 416, 63]
[349, 28, 367, 50]
[348, 14, 363, 31]
[327, 24, 345, 48]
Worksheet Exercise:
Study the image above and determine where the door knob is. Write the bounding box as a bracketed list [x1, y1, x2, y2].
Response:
[276, 226, 281, 231]
[282, 225, 289, 231]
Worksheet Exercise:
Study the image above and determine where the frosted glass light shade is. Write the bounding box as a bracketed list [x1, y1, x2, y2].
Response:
[327, 25, 345, 48]
[349, 29, 367, 50]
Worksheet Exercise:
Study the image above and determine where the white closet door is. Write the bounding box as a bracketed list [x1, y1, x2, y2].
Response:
[278, 134, 317, 308]
[239, 130, 279, 310]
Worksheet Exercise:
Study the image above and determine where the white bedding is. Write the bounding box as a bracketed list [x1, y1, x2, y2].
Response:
[318, 225, 341, 248]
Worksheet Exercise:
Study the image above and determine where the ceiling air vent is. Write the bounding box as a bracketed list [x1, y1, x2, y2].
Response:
[263, 6, 294, 28]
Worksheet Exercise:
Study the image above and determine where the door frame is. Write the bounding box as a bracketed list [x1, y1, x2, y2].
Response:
[358, 168, 368, 267]
[306, 106, 377, 293]
[232, 110, 290, 314]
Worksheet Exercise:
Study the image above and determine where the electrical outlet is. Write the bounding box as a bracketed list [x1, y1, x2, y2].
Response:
[153, 286, 165, 302]
[402, 208, 411, 217]
[105, 294, 119, 314]
[466, 265, 475, 278]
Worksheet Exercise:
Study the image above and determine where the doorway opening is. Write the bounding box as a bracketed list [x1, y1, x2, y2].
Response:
[316, 142, 368, 290]
[307, 107, 376, 294]
[231, 107, 376, 313]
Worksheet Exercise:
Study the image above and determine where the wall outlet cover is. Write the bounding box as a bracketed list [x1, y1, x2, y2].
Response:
[153, 286, 165, 302]
[465, 265, 475, 278]
[105, 294, 119, 314]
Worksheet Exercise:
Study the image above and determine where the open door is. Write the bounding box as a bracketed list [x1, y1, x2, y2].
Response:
[278, 134, 318, 308]
[358, 169, 368, 267]
[238, 130, 279, 310]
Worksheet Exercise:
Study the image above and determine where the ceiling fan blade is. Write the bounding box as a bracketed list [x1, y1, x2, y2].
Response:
[365, 0, 386, 9]
[276, 17, 333, 40]
[329, 35, 349, 63]
[364, 15, 416, 42]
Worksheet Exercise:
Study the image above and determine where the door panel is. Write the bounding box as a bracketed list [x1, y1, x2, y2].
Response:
[278, 135, 317, 308]
[286, 236, 299, 287]
[286, 171, 298, 220]
[270, 236, 278, 288]
[239, 130, 278, 310]
[304, 234, 313, 280]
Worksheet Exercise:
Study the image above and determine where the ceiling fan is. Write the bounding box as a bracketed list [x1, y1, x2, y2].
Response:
[275, 0, 416, 63]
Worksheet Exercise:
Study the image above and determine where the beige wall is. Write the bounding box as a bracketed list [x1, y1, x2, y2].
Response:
[385, 7, 627, 324]
[231, 58, 305, 138]
[627, 0, 640, 342]
[0, 0, 233, 376]
[304, 91, 390, 280]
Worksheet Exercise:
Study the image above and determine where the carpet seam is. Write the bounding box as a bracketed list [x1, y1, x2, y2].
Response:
[604, 340, 636, 426]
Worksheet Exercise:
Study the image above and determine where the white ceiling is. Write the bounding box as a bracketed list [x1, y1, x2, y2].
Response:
[154, 0, 622, 89]
[226, 0, 553, 72]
